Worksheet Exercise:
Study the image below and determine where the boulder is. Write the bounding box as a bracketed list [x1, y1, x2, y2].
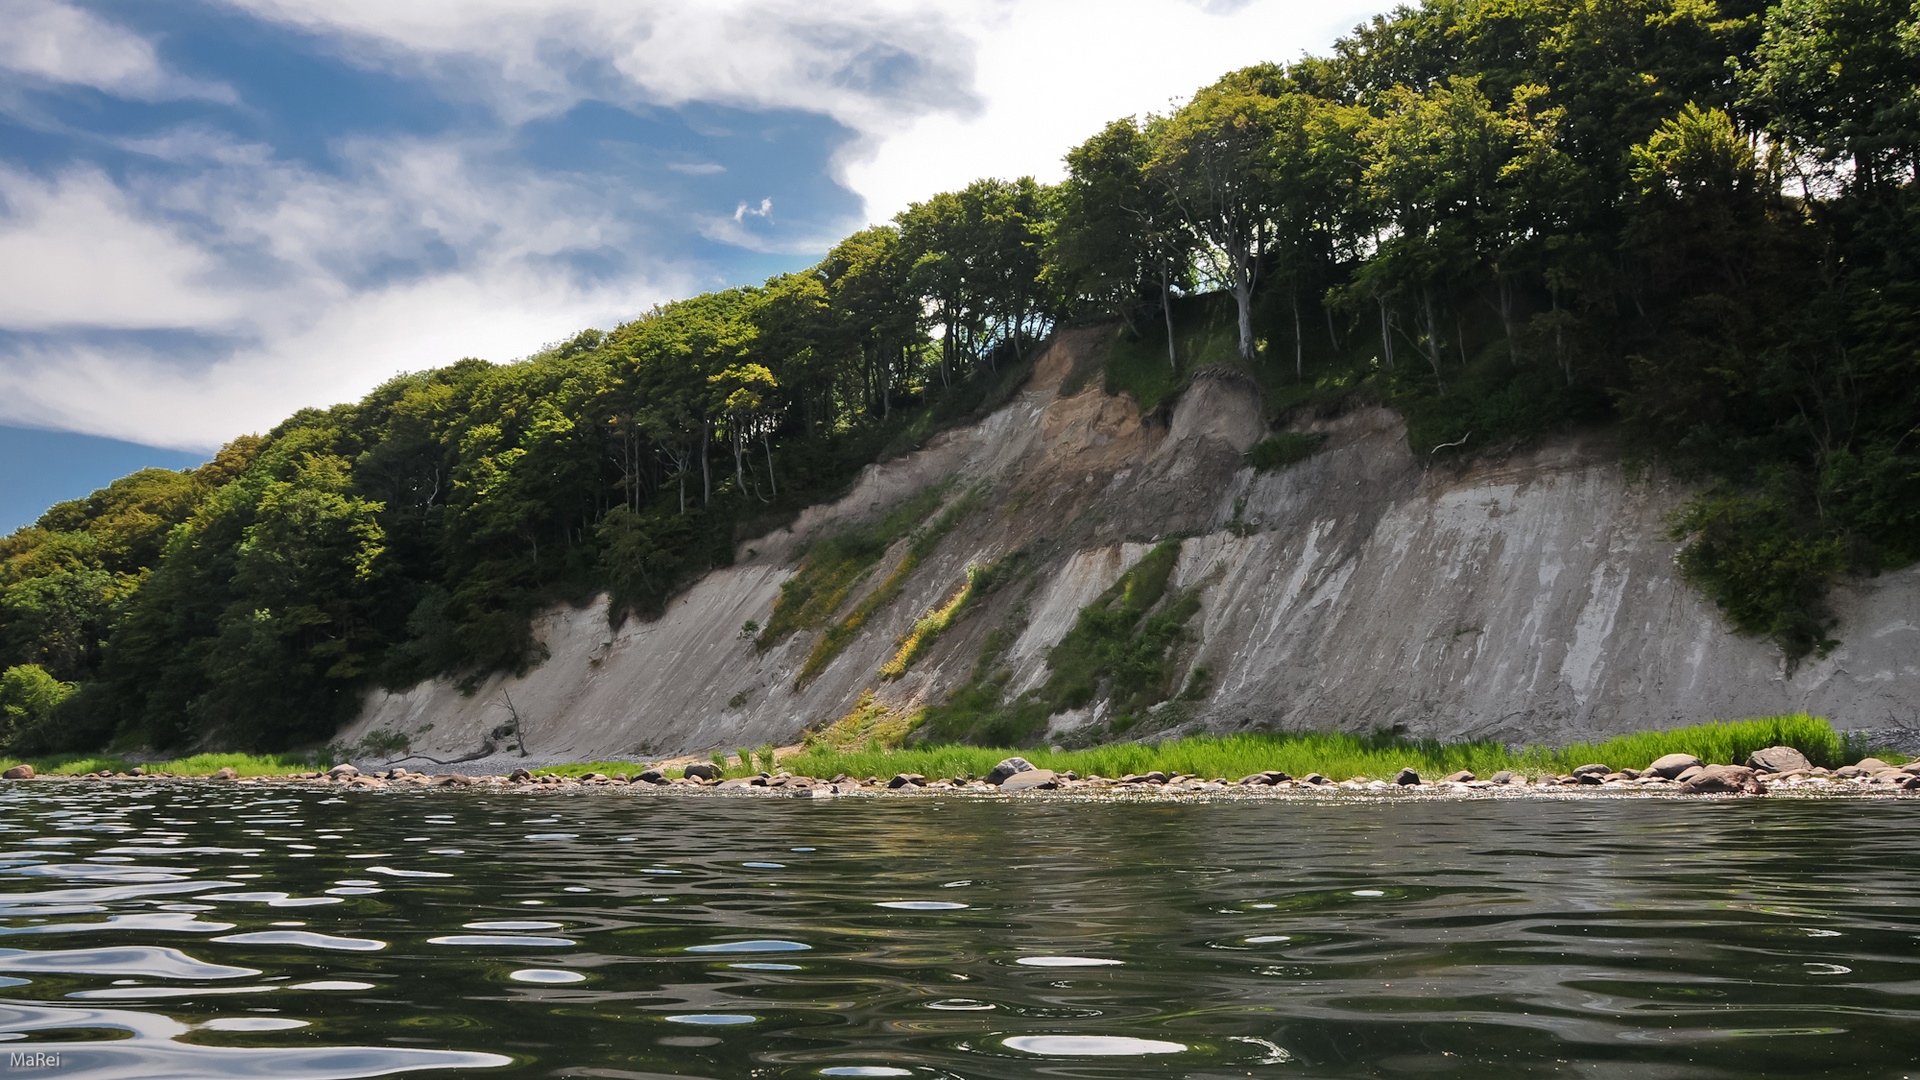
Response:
[1262, 770, 1292, 783]
[1643, 753, 1702, 779]
[1302, 773, 1332, 786]
[2, 765, 33, 780]
[681, 762, 721, 781]
[1747, 746, 1813, 774]
[1237, 773, 1275, 786]
[636, 768, 667, 785]
[1442, 770, 1475, 783]
[1678, 764, 1766, 795]
[887, 773, 927, 789]
[328, 763, 360, 779]
[1000, 769, 1058, 793]
[428, 773, 472, 787]
[508, 768, 532, 783]
[214, 766, 239, 780]
[1900, 761, 1920, 776]
[1571, 763, 1611, 778]
[1487, 770, 1516, 785]
[986, 757, 1035, 785]
[1393, 767, 1421, 786]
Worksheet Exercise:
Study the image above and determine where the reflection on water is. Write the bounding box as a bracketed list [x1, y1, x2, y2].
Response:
[0, 786, 1916, 1078]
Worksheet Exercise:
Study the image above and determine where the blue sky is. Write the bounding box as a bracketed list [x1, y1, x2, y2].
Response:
[0, 0, 1381, 532]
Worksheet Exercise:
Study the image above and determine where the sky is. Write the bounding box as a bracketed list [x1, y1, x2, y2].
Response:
[0, 0, 1386, 532]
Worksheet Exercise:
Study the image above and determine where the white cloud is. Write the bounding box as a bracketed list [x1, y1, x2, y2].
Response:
[0, 0, 235, 102]
[0, 266, 672, 450]
[0, 167, 248, 329]
[0, 131, 694, 450]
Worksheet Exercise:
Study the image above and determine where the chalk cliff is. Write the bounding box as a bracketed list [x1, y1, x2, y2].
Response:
[337, 328, 1920, 765]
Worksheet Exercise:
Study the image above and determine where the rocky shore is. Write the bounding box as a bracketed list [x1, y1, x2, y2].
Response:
[5, 747, 1919, 797]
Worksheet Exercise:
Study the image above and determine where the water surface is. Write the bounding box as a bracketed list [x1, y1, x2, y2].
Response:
[0, 785, 1915, 1078]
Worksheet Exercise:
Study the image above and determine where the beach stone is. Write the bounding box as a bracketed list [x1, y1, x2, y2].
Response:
[214, 767, 238, 780]
[1442, 770, 1475, 783]
[1393, 767, 1421, 786]
[1302, 773, 1332, 785]
[428, 773, 470, 787]
[681, 763, 721, 781]
[1747, 746, 1812, 774]
[986, 757, 1035, 785]
[1673, 764, 1705, 783]
[1643, 753, 1702, 779]
[1576, 772, 1605, 785]
[1678, 764, 1766, 795]
[1238, 773, 1275, 786]
[1900, 761, 1920, 775]
[328, 763, 359, 779]
[1571, 763, 1611, 778]
[508, 768, 532, 782]
[1262, 770, 1292, 783]
[887, 773, 926, 789]
[1487, 770, 1516, 785]
[2, 765, 33, 780]
[636, 768, 667, 784]
[1000, 769, 1058, 793]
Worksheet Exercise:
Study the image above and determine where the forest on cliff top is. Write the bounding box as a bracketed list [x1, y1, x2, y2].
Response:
[2, 0, 1916, 754]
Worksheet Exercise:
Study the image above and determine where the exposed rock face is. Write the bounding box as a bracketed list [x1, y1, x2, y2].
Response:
[987, 758, 1035, 785]
[1678, 764, 1766, 795]
[338, 328, 1920, 766]
[1747, 746, 1813, 774]
[1644, 754, 1703, 779]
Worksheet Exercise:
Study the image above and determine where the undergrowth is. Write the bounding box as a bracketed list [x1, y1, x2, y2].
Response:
[795, 484, 986, 687]
[783, 714, 1892, 782]
[756, 479, 957, 650]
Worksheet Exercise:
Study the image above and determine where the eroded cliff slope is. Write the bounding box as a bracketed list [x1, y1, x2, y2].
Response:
[338, 330, 1920, 765]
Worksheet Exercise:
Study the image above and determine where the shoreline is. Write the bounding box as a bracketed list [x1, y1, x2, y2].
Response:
[9, 766, 1920, 800]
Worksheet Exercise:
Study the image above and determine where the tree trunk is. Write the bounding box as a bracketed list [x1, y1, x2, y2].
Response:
[762, 432, 777, 496]
[1325, 301, 1339, 351]
[1292, 289, 1303, 379]
[1378, 297, 1394, 368]
[1233, 273, 1256, 360]
[732, 422, 745, 492]
[1161, 262, 1177, 370]
[700, 422, 711, 506]
[1421, 285, 1444, 392]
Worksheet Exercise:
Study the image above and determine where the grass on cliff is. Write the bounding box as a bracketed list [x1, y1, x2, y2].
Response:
[782, 714, 1887, 782]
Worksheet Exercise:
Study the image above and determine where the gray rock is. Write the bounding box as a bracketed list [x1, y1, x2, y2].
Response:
[328, 763, 360, 778]
[1571, 763, 1611, 778]
[1302, 773, 1332, 785]
[1000, 769, 1058, 793]
[1678, 764, 1766, 795]
[986, 757, 1035, 785]
[1442, 770, 1475, 783]
[682, 762, 721, 781]
[1238, 773, 1275, 786]
[1852, 758, 1893, 774]
[1393, 767, 1421, 786]
[509, 768, 532, 782]
[887, 773, 927, 789]
[1487, 770, 1516, 785]
[2, 765, 33, 780]
[1645, 753, 1703, 779]
[1747, 746, 1812, 774]
[213, 766, 238, 780]
[1263, 770, 1292, 783]
[636, 768, 667, 784]
[1673, 765, 1705, 783]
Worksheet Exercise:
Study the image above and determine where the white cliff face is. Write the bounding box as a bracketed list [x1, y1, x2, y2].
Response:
[337, 330, 1920, 767]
